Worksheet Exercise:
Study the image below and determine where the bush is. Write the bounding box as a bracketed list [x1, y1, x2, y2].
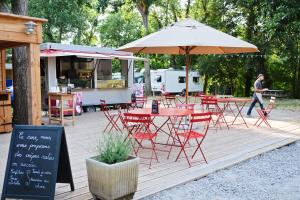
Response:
[95, 133, 132, 164]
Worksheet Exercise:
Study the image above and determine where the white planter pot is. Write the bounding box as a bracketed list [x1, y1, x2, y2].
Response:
[86, 156, 139, 200]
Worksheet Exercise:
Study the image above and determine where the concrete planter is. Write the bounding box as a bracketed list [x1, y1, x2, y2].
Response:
[86, 156, 139, 200]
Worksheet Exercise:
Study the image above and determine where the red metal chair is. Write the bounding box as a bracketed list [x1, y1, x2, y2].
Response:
[132, 96, 147, 109]
[162, 93, 176, 108]
[201, 96, 228, 129]
[100, 100, 121, 133]
[255, 97, 276, 128]
[123, 113, 158, 168]
[172, 112, 212, 167]
[165, 103, 196, 145]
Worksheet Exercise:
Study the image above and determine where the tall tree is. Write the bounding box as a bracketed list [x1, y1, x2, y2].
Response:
[133, 0, 154, 96]
[0, 0, 10, 12]
[185, 0, 191, 17]
[11, 0, 30, 124]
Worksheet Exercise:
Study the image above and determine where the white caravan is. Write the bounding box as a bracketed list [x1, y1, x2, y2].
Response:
[150, 68, 203, 94]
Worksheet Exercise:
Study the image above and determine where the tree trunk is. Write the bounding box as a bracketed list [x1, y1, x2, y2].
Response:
[203, 74, 209, 94]
[185, 0, 191, 18]
[297, 44, 300, 99]
[244, 6, 255, 97]
[143, 14, 151, 96]
[0, 1, 10, 12]
[12, 0, 30, 124]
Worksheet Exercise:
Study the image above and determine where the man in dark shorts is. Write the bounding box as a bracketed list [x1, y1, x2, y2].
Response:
[247, 74, 268, 117]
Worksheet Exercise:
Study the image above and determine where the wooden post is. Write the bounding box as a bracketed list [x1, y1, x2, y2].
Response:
[0, 49, 6, 90]
[27, 43, 41, 125]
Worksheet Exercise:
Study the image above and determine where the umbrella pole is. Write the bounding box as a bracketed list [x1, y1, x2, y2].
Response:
[185, 53, 190, 103]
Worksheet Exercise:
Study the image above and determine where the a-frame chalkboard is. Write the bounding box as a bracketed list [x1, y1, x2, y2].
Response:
[1, 125, 74, 200]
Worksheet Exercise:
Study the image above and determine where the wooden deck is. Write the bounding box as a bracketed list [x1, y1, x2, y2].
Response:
[1, 111, 300, 199]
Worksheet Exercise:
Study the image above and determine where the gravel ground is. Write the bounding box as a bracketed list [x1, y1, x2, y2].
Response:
[143, 141, 300, 200]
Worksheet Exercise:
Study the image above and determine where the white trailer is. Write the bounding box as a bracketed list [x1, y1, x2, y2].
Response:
[40, 43, 147, 110]
[150, 68, 203, 94]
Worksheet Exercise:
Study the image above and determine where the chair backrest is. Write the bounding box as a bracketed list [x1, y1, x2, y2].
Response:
[176, 103, 195, 111]
[100, 99, 111, 112]
[266, 96, 276, 110]
[200, 96, 217, 105]
[190, 112, 212, 135]
[190, 112, 212, 123]
[173, 112, 212, 137]
[133, 96, 147, 108]
[123, 113, 151, 124]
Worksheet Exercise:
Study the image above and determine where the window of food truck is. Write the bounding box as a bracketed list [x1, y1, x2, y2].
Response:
[56, 56, 129, 89]
[57, 56, 94, 88]
[96, 59, 128, 89]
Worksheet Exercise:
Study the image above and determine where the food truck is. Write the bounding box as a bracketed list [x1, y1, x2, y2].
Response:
[40, 43, 146, 111]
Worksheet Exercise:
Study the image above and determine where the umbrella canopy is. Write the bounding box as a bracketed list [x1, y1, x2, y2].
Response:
[118, 18, 259, 102]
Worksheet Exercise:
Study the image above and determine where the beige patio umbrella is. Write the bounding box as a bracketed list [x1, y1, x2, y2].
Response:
[118, 18, 259, 102]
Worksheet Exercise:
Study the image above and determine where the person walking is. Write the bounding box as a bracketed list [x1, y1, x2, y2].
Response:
[247, 74, 268, 117]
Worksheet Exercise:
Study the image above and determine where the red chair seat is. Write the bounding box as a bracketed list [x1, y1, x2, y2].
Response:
[133, 132, 157, 140]
[177, 130, 204, 139]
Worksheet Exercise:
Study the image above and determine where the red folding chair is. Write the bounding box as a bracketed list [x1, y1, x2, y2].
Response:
[162, 93, 176, 108]
[201, 96, 228, 129]
[255, 97, 276, 128]
[132, 96, 147, 109]
[100, 100, 121, 133]
[172, 112, 212, 167]
[123, 113, 158, 168]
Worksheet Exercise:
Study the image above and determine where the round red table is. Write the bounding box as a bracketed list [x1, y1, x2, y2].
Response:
[128, 108, 193, 117]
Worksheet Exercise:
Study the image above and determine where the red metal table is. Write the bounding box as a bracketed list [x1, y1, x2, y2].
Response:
[217, 98, 252, 128]
[128, 108, 194, 144]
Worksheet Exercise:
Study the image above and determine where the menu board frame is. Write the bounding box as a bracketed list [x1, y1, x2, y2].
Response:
[1, 125, 74, 200]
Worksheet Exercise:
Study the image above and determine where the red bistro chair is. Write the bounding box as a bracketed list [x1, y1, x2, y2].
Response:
[172, 112, 212, 167]
[201, 96, 228, 129]
[165, 103, 196, 149]
[255, 97, 276, 128]
[100, 100, 121, 133]
[123, 113, 158, 168]
[162, 93, 176, 108]
[132, 96, 148, 109]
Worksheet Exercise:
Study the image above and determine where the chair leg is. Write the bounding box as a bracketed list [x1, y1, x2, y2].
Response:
[199, 146, 208, 164]
[191, 138, 207, 164]
[175, 137, 191, 167]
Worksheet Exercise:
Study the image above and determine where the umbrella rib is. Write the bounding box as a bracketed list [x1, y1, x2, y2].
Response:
[218, 46, 226, 54]
[137, 47, 147, 54]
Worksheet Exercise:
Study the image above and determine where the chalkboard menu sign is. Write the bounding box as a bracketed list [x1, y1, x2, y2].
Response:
[1, 125, 74, 200]
[151, 100, 159, 114]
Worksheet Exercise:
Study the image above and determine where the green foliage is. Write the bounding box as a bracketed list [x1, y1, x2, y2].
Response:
[27, 0, 300, 98]
[96, 133, 132, 164]
[99, 11, 143, 47]
[29, 0, 99, 44]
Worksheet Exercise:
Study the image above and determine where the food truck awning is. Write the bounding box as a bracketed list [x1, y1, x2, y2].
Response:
[40, 49, 147, 61]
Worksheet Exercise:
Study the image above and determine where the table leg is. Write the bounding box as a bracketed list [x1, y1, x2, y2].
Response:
[231, 102, 248, 128]
[48, 96, 51, 124]
[216, 102, 229, 129]
[61, 98, 64, 126]
[72, 98, 75, 126]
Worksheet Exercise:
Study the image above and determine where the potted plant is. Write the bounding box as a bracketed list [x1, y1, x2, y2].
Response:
[86, 133, 139, 200]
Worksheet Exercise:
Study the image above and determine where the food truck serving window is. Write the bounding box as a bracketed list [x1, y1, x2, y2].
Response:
[96, 59, 128, 89]
[57, 56, 94, 88]
[56, 56, 129, 89]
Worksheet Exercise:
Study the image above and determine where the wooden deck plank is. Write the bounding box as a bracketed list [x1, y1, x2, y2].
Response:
[0, 111, 299, 200]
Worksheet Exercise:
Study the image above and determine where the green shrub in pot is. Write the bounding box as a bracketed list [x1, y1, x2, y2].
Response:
[86, 133, 139, 200]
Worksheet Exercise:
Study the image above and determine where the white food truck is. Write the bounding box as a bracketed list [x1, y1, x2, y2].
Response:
[40, 43, 147, 111]
[150, 68, 203, 94]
